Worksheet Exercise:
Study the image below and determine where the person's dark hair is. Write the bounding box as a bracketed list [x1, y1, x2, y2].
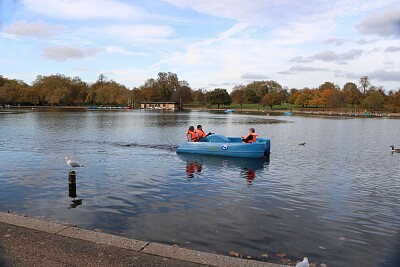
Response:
[249, 128, 255, 133]
[189, 126, 195, 131]
[197, 125, 202, 129]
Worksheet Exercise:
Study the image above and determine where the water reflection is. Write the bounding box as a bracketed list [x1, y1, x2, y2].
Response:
[185, 161, 202, 178]
[242, 168, 256, 185]
[179, 154, 269, 183]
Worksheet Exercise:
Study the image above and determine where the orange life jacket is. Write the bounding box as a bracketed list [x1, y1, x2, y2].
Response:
[186, 130, 197, 142]
[244, 132, 258, 143]
[195, 129, 206, 138]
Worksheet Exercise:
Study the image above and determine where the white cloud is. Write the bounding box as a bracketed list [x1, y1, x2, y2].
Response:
[279, 66, 329, 75]
[22, 0, 144, 20]
[42, 46, 101, 61]
[241, 73, 269, 80]
[385, 46, 400, 52]
[325, 38, 344, 46]
[162, 0, 344, 26]
[3, 21, 64, 38]
[311, 49, 363, 63]
[369, 69, 400, 82]
[103, 24, 174, 40]
[105, 46, 149, 56]
[357, 2, 400, 37]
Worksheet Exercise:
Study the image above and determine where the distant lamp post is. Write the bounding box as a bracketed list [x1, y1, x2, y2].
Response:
[180, 89, 182, 110]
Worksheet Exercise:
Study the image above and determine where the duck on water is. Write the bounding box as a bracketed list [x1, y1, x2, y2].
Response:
[390, 145, 400, 153]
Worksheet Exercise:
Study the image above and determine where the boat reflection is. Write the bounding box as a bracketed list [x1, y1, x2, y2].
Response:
[178, 154, 269, 183]
[185, 161, 203, 178]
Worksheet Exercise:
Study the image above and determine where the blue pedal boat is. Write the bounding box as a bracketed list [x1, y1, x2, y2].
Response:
[176, 134, 271, 158]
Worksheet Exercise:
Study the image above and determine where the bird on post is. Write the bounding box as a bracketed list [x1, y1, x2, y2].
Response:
[65, 157, 84, 168]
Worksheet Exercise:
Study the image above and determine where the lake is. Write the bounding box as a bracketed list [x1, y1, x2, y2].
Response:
[0, 109, 399, 266]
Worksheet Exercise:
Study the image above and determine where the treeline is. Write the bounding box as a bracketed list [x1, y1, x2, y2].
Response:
[1, 73, 400, 111]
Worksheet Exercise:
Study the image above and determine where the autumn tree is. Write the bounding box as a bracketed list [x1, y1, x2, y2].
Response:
[295, 88, 314, 107]
[140, 80, 159, 101]
[20, 86, 40, 105]
[231, 85, 245, 109]
[31, 74, 86, 105]
[245, 80, 282, 100]
[387, 89, 400, 112]
[288, 89, 300, 104]
[171, 81, 193, 107]
[261, 92, 283, 109]
[0, 79, 28, 105]
[318, 81, 337, 92]
[93, 81, 129, 105]
[343, 82, 363, 107]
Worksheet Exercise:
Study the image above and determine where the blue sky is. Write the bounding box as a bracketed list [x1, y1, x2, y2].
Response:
[1, 0, 399, 92]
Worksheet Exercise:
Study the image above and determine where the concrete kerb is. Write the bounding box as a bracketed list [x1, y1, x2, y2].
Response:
[0, 212, 287, 267]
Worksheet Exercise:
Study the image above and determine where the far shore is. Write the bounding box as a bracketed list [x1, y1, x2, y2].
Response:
[184, 106, 400, 117]
[2, 105, 400, 117]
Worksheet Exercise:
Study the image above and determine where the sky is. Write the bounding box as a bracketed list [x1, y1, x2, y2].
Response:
[1, 0, 400, 92]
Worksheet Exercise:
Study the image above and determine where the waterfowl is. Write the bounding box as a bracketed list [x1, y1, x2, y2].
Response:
[295, 257, 309, 267]
[298, 142, 306, 146]
[65, 157, 84, 168]
[390, 145, 400, 153]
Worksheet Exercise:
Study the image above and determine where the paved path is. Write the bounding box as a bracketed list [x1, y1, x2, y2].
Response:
[0, 212, 286, 267]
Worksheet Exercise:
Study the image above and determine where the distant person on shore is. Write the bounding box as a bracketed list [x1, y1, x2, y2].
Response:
[186, 126, 197, 142]
[241, 128, 258, 143]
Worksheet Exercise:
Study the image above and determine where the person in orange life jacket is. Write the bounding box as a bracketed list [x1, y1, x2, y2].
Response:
[241, 128, 258, 143]
[195, 125, 207, 141]
[186, 126, 197, 142]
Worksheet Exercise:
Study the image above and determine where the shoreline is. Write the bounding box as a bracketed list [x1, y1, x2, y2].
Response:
[183, 107, 400, 117]
[2, 105, 400, 117]
[0, 211, 287, 267]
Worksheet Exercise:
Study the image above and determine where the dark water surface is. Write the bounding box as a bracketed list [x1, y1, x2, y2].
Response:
[0, 109, 399, 266]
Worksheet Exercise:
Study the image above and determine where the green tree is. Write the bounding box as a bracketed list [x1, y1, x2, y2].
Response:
[244, 89, 260, 103]
[192, 89, 206, 106]
[206, 88, 232, 108]
[156, 72, 179, 101]
[362, 91, 384, 110]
